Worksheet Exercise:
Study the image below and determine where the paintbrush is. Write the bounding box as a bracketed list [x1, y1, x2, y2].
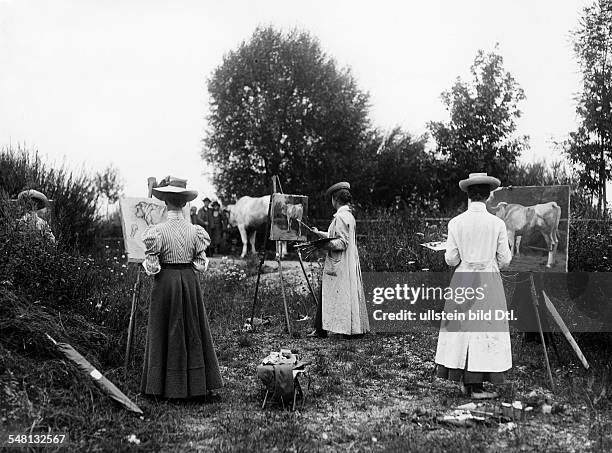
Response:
[297, 219, 316, 233]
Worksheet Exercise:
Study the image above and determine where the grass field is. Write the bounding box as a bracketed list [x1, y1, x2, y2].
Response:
[2, 262, 611, 452]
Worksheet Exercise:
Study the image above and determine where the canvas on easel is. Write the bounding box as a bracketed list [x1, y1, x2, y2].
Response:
[249, 177, 319, 336]
[269, 193, 308, 242]
[118, 197, 191, 262]
[486, 185, 570, 272]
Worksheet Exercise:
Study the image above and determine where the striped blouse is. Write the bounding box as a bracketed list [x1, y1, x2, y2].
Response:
[142, 210, 211, 275]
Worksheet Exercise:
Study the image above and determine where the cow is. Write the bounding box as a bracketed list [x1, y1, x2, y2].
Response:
[489, 201, 561, 268]
[227, 195, 289, 258]
[281, 203, 304, 236]
[134, 201, 166, 226]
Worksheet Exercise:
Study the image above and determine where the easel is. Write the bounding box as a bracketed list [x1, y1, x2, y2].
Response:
[525, 272, 590, 392]
[249, 175, 320, 335]
[122, 177, 157, 376]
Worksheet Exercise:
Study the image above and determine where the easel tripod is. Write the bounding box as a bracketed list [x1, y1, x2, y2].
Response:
[249, 175, 320, 335]
[520, 272, 590, 392]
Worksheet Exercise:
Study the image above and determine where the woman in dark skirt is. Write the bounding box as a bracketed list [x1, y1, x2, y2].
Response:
[140, 176, 223, 399]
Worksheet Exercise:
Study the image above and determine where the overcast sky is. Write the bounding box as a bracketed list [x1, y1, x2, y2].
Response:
[0, 0, 590, 205]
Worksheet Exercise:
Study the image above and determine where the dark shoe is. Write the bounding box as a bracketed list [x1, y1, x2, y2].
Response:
[342, 333, 365, 340]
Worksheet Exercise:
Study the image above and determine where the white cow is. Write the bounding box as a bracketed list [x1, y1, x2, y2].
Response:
[281, 203, 304, 236]
[227, 196, 269, 258]
[489, 201, 561, 268]
[227, 195, 288, 258]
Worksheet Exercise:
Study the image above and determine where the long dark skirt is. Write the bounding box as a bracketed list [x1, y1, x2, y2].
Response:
[436, 364, 505, 385]
[141, 264, 223, 398]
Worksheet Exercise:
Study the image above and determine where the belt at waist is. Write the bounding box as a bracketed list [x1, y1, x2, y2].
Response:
[160, 263, 192, 269]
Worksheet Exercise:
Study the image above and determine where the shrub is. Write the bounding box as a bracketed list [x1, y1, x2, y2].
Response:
[0, 201, 132, 325]
[357, 210, 447, 272]
[568, 219, 612, 272]
[0, 145, 101, 251]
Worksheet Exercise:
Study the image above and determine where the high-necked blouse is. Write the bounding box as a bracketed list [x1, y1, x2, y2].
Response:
[142, 210, 210, 275]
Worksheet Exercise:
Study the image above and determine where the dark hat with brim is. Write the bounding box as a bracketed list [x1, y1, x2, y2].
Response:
[17, 189, 52, 207]
[458, 173, 501, 192]
[152, 176, 198, 202]
[325, 181, 351, 197]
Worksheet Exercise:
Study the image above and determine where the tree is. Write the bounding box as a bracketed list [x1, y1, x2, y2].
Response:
[203, 26, 371, 216]
[566, 0, 612, 214]
[95, 164, 123, 218]
[427, 47, 528, 207]
[366, 127, 439, 212]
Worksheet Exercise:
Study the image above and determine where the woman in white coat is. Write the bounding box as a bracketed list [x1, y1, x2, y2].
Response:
[308, 182, 370, 338]
[435, 173, 513, 399]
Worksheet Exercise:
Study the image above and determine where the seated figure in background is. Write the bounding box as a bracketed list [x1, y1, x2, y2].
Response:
[17, 189, 56, 244]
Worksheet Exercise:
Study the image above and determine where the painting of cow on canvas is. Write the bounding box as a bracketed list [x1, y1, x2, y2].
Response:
[119, 197, 191, 262]
[486, 185, 570, 272]
[270, 194, 308, 242]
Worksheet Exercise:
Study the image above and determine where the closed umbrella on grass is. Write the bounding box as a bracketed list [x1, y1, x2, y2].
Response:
[46, 334, 143, 416]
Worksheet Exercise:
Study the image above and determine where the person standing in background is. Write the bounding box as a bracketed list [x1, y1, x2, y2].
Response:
[17, 189, 56, 244]
[197, 197, 211, 229]
[207, 201, 225, 256]
[190, 206, 198, 225]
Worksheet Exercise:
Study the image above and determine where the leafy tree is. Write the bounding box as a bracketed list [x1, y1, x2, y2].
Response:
[366, 127, 439, 212]
[428, 47, 528, 207]
[566, 0, 612, 214]
[95, 164, 123, 204]
[203, 26, 371, 216]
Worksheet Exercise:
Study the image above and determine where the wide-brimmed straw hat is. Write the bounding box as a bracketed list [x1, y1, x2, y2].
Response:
[17, 189, 52, 207]
[325, 181, 351, 197]
[458, 173, 501, 192]
[152, 176, 198, 202]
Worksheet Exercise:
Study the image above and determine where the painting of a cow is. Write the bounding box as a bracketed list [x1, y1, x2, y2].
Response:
[281, 203, 304, 236]
[486, 185, 569, 272]
[134, 201, 166, 226]
[270, 194, 308, 242]
[490, 201, 561, 268]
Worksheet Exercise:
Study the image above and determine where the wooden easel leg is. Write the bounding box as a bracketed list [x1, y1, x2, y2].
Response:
[296, 249, 320, 308]
[249, 181, 275, 330]
[249, 249, 267, 331]
[546, 332, 562, 364]
[124, 268, 142, 377]
[261, 389, 269, 409]
[529, 274, 555, 392]
[277, 248, 292, 335]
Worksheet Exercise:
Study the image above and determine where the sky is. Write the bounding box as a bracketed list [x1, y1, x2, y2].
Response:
[0, 0, 591, 206]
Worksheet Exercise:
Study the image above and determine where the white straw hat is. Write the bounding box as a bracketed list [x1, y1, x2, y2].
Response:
[458, 173, 501, 192]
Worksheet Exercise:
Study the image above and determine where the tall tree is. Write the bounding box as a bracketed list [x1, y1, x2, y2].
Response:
[95, 164, 123, 205]
[203, 27, 370, 215]
[427, 47, 528, 206]
[567, 0, 612, 214]
[367, 127, 438, 211]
